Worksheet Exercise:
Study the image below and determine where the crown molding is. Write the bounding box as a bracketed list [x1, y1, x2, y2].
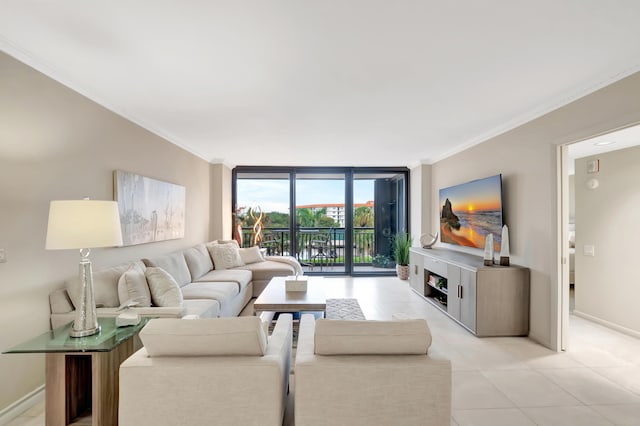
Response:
[427, 62, 640, 165]
[0, 37, 211, 163]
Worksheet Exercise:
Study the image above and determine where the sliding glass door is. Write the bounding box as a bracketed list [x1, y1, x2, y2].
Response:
[353, 172, 407, 273]
[233, 167, 408, 276]
[295, 172, 347, 274]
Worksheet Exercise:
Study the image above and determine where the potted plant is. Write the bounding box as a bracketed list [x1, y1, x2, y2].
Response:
[392, 232, 412, 280]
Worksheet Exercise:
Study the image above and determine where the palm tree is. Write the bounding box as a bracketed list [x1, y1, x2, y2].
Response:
[354, 206, 374, 227]
[296, 208, 314, 227]
[296, 207, 330, 227]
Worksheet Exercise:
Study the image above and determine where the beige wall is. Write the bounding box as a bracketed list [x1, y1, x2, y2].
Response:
[409, 164, 433, 243]
[0, 52, 211, 410]
[428, 71, 640, 349]
[209, 163, 233, 240]
[574, 147, 640, 335]
[568, 174, 575, 223]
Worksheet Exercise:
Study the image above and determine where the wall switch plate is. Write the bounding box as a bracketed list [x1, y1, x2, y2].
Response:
[583, 245, 595, 257]
[587, 159, 600, 174]
[0, 249, 6, 263]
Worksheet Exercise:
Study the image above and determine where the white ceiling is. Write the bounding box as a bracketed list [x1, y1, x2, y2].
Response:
[568, 123, 640, 174]
[2, 1, 640, 167]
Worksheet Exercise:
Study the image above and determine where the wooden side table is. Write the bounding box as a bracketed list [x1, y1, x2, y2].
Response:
[4, 317, 149, 426]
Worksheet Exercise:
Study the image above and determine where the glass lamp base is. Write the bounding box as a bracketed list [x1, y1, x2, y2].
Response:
[70, 324, 101, 338]
[70, 252, 101, 338]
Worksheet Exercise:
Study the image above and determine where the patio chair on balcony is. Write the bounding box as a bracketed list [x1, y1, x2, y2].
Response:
[310, 234, 335, 271]
[260, 235, 280, 255]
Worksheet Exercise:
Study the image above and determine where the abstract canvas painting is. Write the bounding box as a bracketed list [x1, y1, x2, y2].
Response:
[114, 170, 186, 246]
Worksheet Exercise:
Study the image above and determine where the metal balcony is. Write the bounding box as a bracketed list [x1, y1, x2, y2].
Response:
[239, 226, 394, 273]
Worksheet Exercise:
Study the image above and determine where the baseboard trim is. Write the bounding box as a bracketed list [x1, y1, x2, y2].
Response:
[572, 310, 640, 339]
[528, 331, 553, 351]
[0, 385, 45, 424]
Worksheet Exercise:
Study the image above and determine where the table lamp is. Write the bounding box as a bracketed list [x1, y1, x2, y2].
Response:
[46, 199, 123, 337]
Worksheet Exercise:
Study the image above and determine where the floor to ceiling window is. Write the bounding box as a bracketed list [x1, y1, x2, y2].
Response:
[234, 172, 291, 253]
[295, 172, 347, 274]
[233, 167, 408, 276]
[353, 172, 407, 273]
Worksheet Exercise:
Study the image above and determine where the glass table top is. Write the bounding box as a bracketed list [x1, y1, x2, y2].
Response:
[3, 317, 150, 354]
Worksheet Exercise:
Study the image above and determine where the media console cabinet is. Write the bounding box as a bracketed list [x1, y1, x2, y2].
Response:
[409, 247, 530, 336]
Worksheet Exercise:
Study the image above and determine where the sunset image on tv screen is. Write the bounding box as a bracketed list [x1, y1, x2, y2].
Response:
[439, 174, 503, 251]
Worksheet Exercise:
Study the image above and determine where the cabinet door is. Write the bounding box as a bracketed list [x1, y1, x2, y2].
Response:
[446, 264, 461, 320]
[475, 268, 529, 336]
[409, 251, 424, 295]
[459, 268, 477, 332]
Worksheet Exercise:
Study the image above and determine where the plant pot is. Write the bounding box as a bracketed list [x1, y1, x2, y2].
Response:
[396, 264, 410, 280]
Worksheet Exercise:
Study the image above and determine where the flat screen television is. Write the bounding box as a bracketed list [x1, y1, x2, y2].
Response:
[439, 174, 503, 252]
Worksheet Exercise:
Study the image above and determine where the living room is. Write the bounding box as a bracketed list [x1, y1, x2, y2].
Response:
[2, 2, 640, 425]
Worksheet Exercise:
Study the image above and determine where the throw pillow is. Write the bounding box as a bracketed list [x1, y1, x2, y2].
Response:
[183, 244, 213, 280]
[238, 246, 265, 264]
[117, 264, 152, 307]
[140, 316, 268, 357]
[65, 263, 128, 308]
[314, 318, 432, 355]
[208, 243, 244, 270]
[142, 253, 192, 287]
[213, 239, 240, 248]
[145, 267, 184, 307]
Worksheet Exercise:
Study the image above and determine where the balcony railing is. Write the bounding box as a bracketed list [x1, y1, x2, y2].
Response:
[240, 226, 390, 268]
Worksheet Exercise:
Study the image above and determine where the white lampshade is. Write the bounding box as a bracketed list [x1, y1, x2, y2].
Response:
[46, 200, 123, 250]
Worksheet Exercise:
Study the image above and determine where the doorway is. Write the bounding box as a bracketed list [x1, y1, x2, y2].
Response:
[559, 123, 640, 349]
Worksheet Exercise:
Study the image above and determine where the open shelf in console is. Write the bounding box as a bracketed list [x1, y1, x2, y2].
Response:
[424, 270, 448, 309]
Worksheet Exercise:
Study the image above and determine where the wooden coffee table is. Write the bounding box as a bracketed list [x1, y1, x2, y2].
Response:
[254, 276, 326, 316]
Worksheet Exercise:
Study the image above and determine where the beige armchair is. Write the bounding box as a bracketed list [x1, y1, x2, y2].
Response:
[119, 314, 292, 426]
[294, 315, 451, 426]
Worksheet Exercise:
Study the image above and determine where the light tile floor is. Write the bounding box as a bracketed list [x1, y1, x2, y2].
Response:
[7, 277, 640, 426]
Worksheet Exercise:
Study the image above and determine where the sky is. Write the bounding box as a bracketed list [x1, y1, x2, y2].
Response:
[439, 174, 502, 212]
[237, 179, 374, 213]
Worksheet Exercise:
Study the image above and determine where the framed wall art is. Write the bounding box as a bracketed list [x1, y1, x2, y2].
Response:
[114, 170, 186, 246]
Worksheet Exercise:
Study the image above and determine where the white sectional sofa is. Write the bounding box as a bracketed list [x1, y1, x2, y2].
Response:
[49, 241, 302, 329]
